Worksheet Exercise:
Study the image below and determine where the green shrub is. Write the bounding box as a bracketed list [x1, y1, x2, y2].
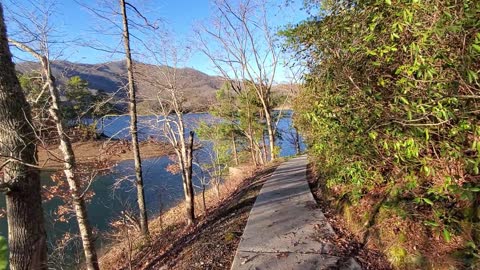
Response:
[0, 236, 7, 270]
[283, 0, 480, 267]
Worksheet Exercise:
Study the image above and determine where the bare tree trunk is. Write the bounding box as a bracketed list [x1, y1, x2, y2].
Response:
[245, 101, 258, 166]
[197, 0, 280, 162]
[202, 184, 207, 214]
[213, 149, 221, 198]
[265, 110, 276, 161]
[184, 131, 195, 225]
[248, 138, 257, 166]
[120, 0, 149, 237]
[143, 33, 197, 226]
[254, 135, 265, 166]
[43, 59, 100, 270]
[9, 46, 100, 270]
[175, 125, 196, 225]
[214, 178, 220, 198]
[262, 130, 268, 163]
[295, 129, 301, 155]
[0, 6, 47, 269]
[7, 22, 100, 270]
[231, 132, 239, 166]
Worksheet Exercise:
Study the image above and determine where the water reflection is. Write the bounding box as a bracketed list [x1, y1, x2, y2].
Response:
[0, 111, 304, 260]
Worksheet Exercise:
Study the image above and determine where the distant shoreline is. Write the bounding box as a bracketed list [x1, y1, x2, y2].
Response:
[100, 107, 293, 118]
[37, 139, 174, 171]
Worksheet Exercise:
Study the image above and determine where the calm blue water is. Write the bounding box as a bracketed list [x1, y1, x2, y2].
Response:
[0, 111, 304, 260]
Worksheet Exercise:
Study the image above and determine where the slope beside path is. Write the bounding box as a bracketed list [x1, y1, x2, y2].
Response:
[231, 155, 361, 270]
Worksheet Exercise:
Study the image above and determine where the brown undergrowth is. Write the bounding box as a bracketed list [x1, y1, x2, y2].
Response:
[307, 162, 393, 270]
[99, 160, 282, 269]
[307, 160, 478, 270]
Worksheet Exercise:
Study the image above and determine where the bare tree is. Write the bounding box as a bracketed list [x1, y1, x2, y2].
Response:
[0, 4, 48, 269]
[281, 64, 304, 156]
[213, 81, 267, 166]
[196, 0, 281, 161]
[74, 0, 162, 238]
[137, 36, 197, 225]
[157, 107, 196, 225]
[119, 0, 149, 237]
[5, 1, 99, 268]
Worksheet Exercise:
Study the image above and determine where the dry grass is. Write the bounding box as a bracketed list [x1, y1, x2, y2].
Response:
[98, 161, 281, 269]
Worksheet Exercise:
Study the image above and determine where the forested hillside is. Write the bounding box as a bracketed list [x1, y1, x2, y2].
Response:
[16, 60, 224, 113]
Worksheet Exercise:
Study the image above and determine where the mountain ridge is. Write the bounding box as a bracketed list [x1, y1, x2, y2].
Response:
[15, 60, 294, 113]
[15, 60, 225, 112]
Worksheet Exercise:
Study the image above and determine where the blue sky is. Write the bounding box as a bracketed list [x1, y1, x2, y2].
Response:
[4, 0, 309, 80]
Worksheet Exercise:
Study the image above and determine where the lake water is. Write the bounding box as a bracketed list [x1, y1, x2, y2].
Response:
[0, 111, 304, 262]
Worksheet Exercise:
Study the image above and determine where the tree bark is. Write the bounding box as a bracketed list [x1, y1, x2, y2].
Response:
[202, 184, 207, 214]
[256, 141, 265, 165]
[231, 132, 238, 166]
[245, 99, 258, 166]
[248, 137, 257, 166]
[264, 109, 276, 161]
[7, 21, 100, 270]
[173, 114, 196, 225]
[183, 131, 195, 225]
[43, 56, 100, 270]
[0, 5, 48, 269]
[295, 129, 301, 155]
[120, 0, 149, 237]
[262, 130, 268, 163]
[214, 178, 220, 198]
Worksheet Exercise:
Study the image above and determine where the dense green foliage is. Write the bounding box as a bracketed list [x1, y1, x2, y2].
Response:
[17, 74, 115, 141]
[0, 236, 7, 270]
[199, 82, 275, 166]
[284, 0, 480, 267]
[196, 121, 235, 188]
[64, 76, 114, 124]
[19, 74, 114, 125]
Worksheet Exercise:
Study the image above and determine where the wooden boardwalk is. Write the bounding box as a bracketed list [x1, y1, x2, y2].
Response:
[231, 155, 361, 270]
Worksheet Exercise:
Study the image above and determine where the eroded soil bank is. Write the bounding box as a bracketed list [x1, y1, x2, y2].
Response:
[306, 163, 392, 270]
[37, 139, 174, 170]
